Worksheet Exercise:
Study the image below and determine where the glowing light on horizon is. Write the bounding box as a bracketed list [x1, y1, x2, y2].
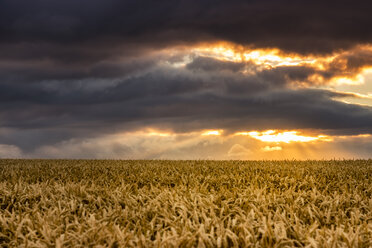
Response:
[262, 146, 282, 151]
[235, 130, 332, 143]
[123, 128, 372, 147]
[202, 130, 223, 136]
[138, 129, 173, 137]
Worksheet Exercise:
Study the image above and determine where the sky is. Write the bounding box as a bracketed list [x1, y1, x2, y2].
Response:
[1, 0, 372, 159]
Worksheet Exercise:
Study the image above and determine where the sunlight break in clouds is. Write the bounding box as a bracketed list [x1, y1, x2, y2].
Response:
[202, 130, 223, 136]
[192, 43, 372, 87]
[193, 43, 318, 67]
[235, 130, 332, 143]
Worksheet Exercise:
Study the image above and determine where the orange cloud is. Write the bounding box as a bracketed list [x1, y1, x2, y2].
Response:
[191, 42, 372, 87]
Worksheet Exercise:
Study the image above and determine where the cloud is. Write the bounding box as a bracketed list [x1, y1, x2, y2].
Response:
[29, 131, 228, 159]
[0, 144, 23, 158]
[228, 144, 252, 158]
[1, 54, 372, 153]
[186, 56, 247, 72]
[1, 0, 372, 55]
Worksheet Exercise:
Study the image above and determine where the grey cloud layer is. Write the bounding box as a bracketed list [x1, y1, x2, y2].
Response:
[1, 0, 372, 54]
[1, 55, 372, 152]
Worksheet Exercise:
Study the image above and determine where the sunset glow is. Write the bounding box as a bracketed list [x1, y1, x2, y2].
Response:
[331, 75, 365, 86]
[262, 146, 282, 152]
[192, 43, 372, 86]
[138, 129, 173, 137]
[235, 130, 331, 143]
[193, 43, 319, 67]
[202, 130, 223, 136]
[192, 43, 334, 67]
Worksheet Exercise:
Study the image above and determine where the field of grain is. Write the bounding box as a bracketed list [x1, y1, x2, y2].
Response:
[0, 160, 371, 247]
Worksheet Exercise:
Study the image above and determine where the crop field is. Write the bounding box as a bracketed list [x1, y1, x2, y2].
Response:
[0, 160, 371, 247]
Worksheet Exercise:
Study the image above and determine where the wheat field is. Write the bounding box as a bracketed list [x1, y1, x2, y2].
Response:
[0, 159, 371, 247]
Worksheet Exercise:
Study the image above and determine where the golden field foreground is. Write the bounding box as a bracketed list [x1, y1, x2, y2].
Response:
[0, 160, 371, 247]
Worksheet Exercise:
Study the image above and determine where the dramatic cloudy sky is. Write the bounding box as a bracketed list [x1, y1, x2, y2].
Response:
[1, 0, 372, 159]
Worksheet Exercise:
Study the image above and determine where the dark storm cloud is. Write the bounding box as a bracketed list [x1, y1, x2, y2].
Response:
[327, 48, 372, 75]
[0, 58, 336, 105]
[1, 0, 372, 55]
[0, 55, 157, 83]
[186, 56, 247, 72]
[1, 57, 372, 152]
